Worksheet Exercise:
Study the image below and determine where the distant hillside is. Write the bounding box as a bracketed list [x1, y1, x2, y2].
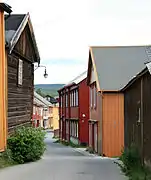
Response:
[34, 84, 64, 97]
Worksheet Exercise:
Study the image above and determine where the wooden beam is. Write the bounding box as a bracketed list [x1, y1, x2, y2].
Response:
[0, 8, 7, 151]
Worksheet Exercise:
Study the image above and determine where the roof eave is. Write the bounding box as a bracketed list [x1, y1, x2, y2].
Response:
[121, 67, 148, 92]
[0, 3, 12, 14]
[8, 13, 40, 64]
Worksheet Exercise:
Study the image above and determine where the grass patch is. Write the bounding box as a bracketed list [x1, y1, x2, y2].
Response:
[0, 149, 16, 169]
[52, 136, 59, 139]
[53, 139, 60, 143]
[119, 143, 151, 180]
[86, 147, 95, 154]
[53, 139, 87, 148]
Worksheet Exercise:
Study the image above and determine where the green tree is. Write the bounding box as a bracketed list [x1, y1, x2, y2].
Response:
[36, 88, 45, 97]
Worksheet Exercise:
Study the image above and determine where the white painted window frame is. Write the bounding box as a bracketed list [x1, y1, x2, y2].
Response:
[90, 87, 93, 108]
[18, 59, 23, 85]
[94, 85, 97, 109]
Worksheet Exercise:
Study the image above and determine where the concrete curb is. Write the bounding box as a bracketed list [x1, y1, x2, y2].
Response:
[72, 148, 98, 157]
[72, 148, 121, 162]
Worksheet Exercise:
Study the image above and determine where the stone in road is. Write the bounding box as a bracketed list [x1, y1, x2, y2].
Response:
[0, 131, 126, 180]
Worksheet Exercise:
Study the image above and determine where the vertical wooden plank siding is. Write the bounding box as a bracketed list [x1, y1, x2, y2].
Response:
[102, 93, 124, 157]
[4, 51, 8, 146]
[0, 9, 7, 151]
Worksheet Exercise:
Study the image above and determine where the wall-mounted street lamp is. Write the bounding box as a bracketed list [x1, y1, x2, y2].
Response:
[34, 65, 48, 78]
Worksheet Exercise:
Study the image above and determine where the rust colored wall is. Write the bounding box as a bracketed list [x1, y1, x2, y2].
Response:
[79, 79, 89, 144]
[70, 107, 79, 119]
[102, 93, 124, 157]
[66, 108, 69, 118]
[89, 86, 102, 154]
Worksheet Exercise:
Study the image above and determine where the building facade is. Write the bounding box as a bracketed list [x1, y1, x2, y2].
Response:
[123, 63, 151, 166]
[33, 91, 53, 129]
[0, 3, 40, 151]
[58, 71, 89, 145]
[87, 46, 149, 157]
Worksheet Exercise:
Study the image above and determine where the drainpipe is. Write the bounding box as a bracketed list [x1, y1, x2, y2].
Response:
[0, 3, 12, 151]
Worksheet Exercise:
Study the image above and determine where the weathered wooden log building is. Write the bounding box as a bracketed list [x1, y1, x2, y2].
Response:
[0, 3, 40, 151]
[123, 63, 151, 166]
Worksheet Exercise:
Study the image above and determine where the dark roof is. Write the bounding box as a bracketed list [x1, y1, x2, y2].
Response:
[45, 95, 58, 104]
[5, 14, 25, 31]
[122, 67, 148, 91]
[0, 3, 12, 14]
[89, 46, 151, 91]
[4, 13, 40, 63]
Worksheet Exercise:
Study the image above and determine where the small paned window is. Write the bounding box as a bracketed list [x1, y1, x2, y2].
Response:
[18, 59, 23, 85]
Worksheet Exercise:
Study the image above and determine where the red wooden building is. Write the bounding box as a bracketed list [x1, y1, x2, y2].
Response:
[58, 71, 89, 146]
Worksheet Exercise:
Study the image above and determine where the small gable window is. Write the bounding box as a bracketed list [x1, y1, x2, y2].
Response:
[18, 59, 23, 85]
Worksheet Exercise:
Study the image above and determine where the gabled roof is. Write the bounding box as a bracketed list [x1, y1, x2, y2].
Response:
[66, 71, 87, 85]
[58, 71, 87, 92]
[87, 46, 151, 91]
[0, 3, 12, 14]
[34, 91, 53, 107]
[122, 61, 151, 91]
[45, 95, 58, 104]
[5, 13, 40, 64]
[34, 96, 46, 107]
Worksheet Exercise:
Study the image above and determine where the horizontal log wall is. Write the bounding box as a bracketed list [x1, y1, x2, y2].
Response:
[7, 53, 33, 132]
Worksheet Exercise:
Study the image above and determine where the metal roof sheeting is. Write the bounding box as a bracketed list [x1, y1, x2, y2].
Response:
[4, 13, 40, 63]
[91, 46, 151, 91]
[66, 71, 87, 86]
[34, 91, 53, 107]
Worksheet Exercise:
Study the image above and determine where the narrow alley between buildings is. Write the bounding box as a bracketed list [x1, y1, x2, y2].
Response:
[0, 131, 126, 180]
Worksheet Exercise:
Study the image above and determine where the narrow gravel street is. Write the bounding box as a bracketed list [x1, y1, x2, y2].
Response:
[0, 131, 126, 180]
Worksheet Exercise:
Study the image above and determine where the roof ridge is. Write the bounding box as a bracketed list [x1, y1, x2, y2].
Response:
[90, 45, 151, 48]
[66, 70, 87, 85]
[34, 91, 52, 106]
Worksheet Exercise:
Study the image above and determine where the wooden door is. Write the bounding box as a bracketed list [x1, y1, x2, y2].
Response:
[94, 123, 98, 152]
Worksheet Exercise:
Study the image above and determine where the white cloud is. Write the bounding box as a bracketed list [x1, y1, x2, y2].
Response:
[5, 0, 151, 84]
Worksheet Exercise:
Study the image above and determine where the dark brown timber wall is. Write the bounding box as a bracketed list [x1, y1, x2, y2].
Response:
[124, 70, 151, 165]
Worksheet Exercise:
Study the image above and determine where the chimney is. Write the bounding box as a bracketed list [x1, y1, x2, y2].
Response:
[0, 3, 12, 151]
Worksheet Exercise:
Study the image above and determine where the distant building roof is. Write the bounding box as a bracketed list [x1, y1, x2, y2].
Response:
[58, 71, 87, 92]
[34, 97, 46, 107]
[88, 46, 151, 91]
[45, 95, 58, 104]
[34, 91, 53, 107]
[66, 71, 87, 86]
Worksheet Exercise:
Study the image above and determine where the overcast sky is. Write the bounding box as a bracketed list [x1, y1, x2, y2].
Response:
[5, 0, 151, 84]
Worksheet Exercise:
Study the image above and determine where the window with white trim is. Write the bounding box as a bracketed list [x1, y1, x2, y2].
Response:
[70, 92, 72, 107]
[74, 90, 76, 106]
[70, 121, 72, 135]
[76, 89, 78, 106]
[90, 87, 93, 108]
[74, 122, 76, 137]
[77, 123, 78, 138]
[33, 106, 35, 115]
[65, 93, 68, 107]
[60, 96, 62, 107]
[72, 91, 74, 107]
[94, 85, 97, 108]
[18, 59, 23, 85]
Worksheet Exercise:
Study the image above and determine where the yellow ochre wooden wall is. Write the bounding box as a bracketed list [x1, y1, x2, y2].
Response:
[0, 8, 7, 152]
[102, 93, 124, 157]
